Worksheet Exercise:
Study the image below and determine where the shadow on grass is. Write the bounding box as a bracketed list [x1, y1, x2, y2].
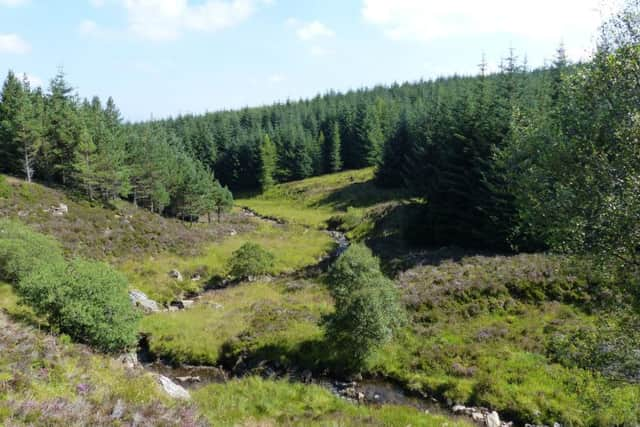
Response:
[313, 181, 407, 211]
[218, 337, 354, 379]
[362, 202, 506, 276]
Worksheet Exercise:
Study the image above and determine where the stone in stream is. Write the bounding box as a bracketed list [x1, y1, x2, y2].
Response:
[129, 290, 160, 313]
[157, 375, 190, 400]
[486, 411, 501, 427]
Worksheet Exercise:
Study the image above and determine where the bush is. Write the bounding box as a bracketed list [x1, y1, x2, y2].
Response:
[227, 242, 275, 278]
[0, 219, 65, 283]
[0, 175, 11, 198]
[325, 244, 405, 370]
[18, 259, 140, 352]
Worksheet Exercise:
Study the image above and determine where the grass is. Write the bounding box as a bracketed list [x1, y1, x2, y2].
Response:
[237, 167, 406, 232]
[140, 278, 332, 366]
[366, 253, 640, 426]
[122, 221, 335, 303]
[0, 302, 204, 426]
[193, 376, 473, 427]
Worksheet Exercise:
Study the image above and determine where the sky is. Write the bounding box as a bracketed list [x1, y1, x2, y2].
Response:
[0, 0, 617, 121]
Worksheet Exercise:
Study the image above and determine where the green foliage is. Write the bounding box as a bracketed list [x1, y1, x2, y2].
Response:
[325, 244, 405, 370]
[18, 258, 140, 352]
[259, 134, 277, 191]
[0, 175, 10, 198]
[502, 1, 640, 265]
[0, 219, 64, 283]
[227, 242, 275, 278]
[547, 313, 640, 383]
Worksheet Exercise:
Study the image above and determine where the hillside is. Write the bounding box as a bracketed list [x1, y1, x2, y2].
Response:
[0, 173, 475, 427]
[1, 169, 639, 426]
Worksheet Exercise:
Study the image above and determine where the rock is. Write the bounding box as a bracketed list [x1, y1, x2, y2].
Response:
[191, 274, 202, 282]
[49, 203, 69, 216]
[169, 269, 183, 282]
[157, 375, 190, 400]
[111, 399, 125, 420]
[300, 369, 312, 383]
[486, 411, 501, 427]
[472, 412, 485, 423]
[118, 352, 140, 369]
[129, 290, 160, 313]
[452, 405, 467, 413]
[229, 229, 237, 236]
[170, 300, 195, 310]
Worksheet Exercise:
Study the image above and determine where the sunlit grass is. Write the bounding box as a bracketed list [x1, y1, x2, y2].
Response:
[237, 167, 404, 229]
[140, 279, 333, 366]
[193, 376, 473, 427]
[121, 221, 335, 303]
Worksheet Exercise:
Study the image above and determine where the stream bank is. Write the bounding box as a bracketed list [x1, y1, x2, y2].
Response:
[134, 207, 514, 427]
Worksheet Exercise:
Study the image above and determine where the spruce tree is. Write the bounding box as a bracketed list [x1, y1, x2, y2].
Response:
[258, 134, 276, 191]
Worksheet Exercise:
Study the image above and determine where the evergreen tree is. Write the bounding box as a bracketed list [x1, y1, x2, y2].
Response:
[258, 134, 277, 191]
[325, 121, 342, 173]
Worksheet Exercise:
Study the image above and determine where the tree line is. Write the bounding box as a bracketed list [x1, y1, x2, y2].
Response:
[0, 71, 232, 221]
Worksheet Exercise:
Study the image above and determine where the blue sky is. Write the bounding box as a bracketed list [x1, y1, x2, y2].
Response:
[0, 0, 614, 121]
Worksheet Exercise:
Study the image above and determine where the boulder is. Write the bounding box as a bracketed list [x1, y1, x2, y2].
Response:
[486, 411, 501, 427]
[157, 375, 190, 400]
[191, 274, 202, 282]
[129, 290, 160, 313]
[169, 269, 183, 282]
[118, 352, 140, 369]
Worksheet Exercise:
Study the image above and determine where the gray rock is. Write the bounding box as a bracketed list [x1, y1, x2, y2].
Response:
[129, 290, 160, 313]
[169, 269, 183, 282]
[118, 352, 140, 369]
[486, 411, 501, 427]
[111, 399, 125, 419]
[452, 405, 467, 413]
[157, 375, 190, 400]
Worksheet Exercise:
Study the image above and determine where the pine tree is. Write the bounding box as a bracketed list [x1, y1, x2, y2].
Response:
[0, 72, 44, 182]
[325, 121, 342, 173]
[258, 134, 277, 191]
[45, 69, 80, 185]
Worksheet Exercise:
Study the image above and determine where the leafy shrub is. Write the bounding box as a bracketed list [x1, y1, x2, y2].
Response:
[18, 259, 140, 352]
[325, 244, 405, 370]
[0, 219, 65, 283]
[0, 175, 11, 199]
[227, 242, 275, 278]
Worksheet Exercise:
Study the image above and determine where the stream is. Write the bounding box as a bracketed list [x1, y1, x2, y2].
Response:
[137, 208, 500, 426]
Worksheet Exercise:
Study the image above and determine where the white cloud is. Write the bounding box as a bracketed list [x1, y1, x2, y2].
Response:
[296, 21, 335, 41]
[89, 0, 106, 7]
[0, 0, 29, 6]
[0, 33, 30, 54]
[122, 0, 268, 41]
[362, 0, 604, 43]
